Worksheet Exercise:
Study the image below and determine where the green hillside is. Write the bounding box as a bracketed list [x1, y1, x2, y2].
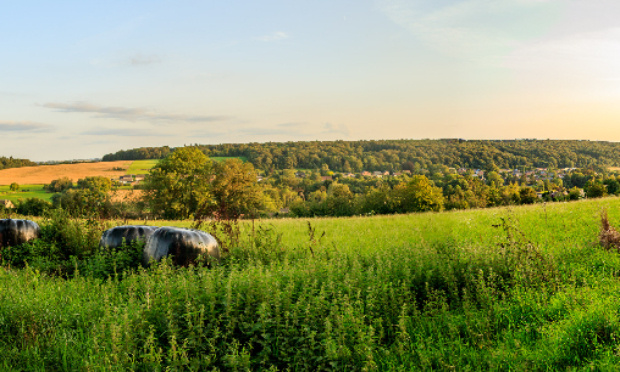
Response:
[102, 139, 620, 172]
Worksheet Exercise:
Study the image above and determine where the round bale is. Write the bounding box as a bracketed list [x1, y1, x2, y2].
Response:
[0, 219, 40, 248]
[143, 226, 219, 266]
[100, 225, 159, 249]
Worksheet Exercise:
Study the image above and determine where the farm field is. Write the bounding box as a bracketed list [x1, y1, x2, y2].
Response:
[0, 184, 53, 202]
[125, 159, 159, 174]
[3, 197, 620, 369]
[0, 160, 133, 185]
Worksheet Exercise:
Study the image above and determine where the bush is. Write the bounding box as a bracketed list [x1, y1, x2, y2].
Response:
[38, 209, 108, 260]
[16, 198, 53, 216]
[44, 177, 73, 192]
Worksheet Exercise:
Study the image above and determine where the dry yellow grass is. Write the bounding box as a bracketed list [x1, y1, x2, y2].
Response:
[0, 161, 133, 185]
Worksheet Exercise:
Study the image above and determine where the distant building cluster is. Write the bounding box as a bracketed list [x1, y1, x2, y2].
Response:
[116, 174, 148, 186]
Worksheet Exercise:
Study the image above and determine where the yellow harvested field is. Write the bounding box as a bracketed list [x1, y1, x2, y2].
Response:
[0, 161, 133, 185]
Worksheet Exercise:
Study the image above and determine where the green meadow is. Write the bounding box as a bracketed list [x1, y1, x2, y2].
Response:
[0, 184, 53, 202]
[3, 198, 620, 370]
[126, 159, 159, 174]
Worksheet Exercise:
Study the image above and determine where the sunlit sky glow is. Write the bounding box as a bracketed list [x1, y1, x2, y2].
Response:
[2, 0, 620, 161]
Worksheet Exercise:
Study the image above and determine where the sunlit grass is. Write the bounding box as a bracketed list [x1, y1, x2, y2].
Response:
[4, 196, 620, 369]
[0, 184, 53, 202]
[125, 159, 159, 174]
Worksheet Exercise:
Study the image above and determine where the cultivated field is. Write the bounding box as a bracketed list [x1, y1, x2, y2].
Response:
[0, 160, 133, 185]
[3, 197, 620, 369]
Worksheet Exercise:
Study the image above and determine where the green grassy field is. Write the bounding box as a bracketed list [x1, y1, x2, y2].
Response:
[0, 184, 54, 202]
[125, 159, 159, 174]
[3, 198, 620, 370]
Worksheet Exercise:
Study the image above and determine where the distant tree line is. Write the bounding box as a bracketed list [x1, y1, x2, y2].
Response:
[102, 146, 172, 161]
[100, 139, 620, 173]
[10, 146, 620, 220]
[0, 156, 36, 170]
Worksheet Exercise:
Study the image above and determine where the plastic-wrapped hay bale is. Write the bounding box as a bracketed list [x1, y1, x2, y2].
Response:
[143, 226, 219, 266]
[0, 219, 40, 248]
[100, 225, 159, 249]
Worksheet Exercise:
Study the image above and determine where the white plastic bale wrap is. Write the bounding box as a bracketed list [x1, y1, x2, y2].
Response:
[143, 226, 220, 266]
[0, 219, 40, 248]
[99, 225, 159, 249]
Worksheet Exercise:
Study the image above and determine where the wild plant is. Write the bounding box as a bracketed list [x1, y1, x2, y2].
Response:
[491, 215, 558, 289]
[598, 208, 620, 251]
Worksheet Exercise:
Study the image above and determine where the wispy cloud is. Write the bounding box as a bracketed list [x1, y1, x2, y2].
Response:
[256, 31, 289, 42]
[42, 102, 229, 124]
[0, 121, 53, 132]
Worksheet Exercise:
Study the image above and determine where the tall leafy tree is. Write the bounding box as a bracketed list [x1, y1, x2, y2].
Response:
[207, 159, 263, 219]
[77, 176, 112, 192]
[143, 147, 214, 220]
[394, 175, 444, 213]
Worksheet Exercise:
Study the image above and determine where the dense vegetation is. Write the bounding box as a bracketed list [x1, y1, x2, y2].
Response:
[103, 139, 620, 172]
[9, 147, 620, 221]
[3, 198, 620, 370]
[102, 146, 173, 162]
[0, 156, 37, 170]
[6, 140, 620, 220]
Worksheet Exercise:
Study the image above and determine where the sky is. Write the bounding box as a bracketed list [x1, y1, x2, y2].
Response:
[2, 0, 620, 161]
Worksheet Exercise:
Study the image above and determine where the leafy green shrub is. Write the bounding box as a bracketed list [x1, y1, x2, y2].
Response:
[16, 197, 53, 216]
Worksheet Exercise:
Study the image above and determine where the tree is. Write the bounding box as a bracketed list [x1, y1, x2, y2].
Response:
[325, 183, 356, 216]
[46, 177, 73, 193]
[9, 182, 19, 191]
[208, 159, 264, 219]
[394, 175, 444, 213]
[486, 171, 504, 188]
[585, 181, 607, 198]
[519, 187, 538, 204]
[52, 188, 113, 218]
[77, 176, 112, 192]
[604, 178, 620, 195]
[143, 147, 214, 220]
[16, 198, 52, 216]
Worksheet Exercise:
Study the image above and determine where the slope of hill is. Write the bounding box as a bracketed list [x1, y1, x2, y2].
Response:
[0, 160, 133, 185]
[102, 139, 620, 172]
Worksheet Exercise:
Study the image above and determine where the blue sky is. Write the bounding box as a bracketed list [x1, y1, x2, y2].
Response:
[2, 0, 620, 161]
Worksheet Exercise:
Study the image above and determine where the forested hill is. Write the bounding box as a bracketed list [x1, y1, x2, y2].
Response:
[102, 139, 620, 172]
[0, 156, 37, 170]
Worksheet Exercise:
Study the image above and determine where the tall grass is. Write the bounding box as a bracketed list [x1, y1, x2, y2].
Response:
[2, 198, 620, 370]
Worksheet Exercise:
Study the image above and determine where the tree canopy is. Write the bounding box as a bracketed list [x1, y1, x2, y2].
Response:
[143, 147, 214, 220]
[101, 139, 620, 173]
